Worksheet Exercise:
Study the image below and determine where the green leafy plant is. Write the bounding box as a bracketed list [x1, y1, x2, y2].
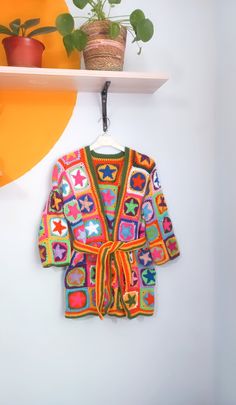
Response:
[56, 0, 154, 56]
[0, 18, 57, 38]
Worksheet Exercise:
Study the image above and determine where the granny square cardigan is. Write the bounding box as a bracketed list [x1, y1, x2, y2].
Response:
[38, 146, 180, 319]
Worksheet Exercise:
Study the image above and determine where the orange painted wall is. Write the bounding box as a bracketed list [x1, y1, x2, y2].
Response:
[0, 0, 79, 187]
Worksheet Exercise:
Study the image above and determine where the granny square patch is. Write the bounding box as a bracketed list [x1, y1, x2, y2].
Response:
[71, 222, 86, 243]
[159, 214, 173, 238]
[145, 219, 162, 243]
[165, 236, 180, 259]
[49, 217, 68, 237]
[138, 248, 153, 266]
[78, 193, 95, 215]
[68, 164, 89, 192]
[64, 199, 82, 224]
[84, 218, 103, 239]
[142, 199, 155, 223]
[100, 185, 117, 209]
[128, 167, 148, 196]
[97, 164, 118, 182]
[124, 196, 140, 217]
[51, 240, 70, 264]
[150, 242, 169, 264]
[140, 288, 155, 310]
[134, 151, 154, 172]
[66, 288, 89, 312]
[66, 266, 86, 288]
[141, 268, 156, 286]
[118, 219, 138, 241]
[123, 291, 138, 309]
[49, 190, 63, 213]
[155, 193, 168, 215]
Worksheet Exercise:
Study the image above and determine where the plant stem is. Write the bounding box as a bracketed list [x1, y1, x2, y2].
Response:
[109, 15, 129, 19]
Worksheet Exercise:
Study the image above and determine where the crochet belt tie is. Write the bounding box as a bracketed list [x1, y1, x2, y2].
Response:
[73, 237, 147, 319]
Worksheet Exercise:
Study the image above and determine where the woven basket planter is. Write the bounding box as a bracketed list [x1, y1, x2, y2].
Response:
[81, 21, 127, 71]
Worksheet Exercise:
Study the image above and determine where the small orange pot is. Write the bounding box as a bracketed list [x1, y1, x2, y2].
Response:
[2, 36, 45, 67]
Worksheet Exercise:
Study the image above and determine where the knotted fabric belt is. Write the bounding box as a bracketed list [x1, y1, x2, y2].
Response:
[73, 237, 147, 319]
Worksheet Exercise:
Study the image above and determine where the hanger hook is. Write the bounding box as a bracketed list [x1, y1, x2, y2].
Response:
[101, 81, 111, 133]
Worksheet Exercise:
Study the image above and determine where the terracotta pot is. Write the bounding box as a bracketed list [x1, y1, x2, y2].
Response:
[2, 36, 45, 67]
[81, 21, 127, 71]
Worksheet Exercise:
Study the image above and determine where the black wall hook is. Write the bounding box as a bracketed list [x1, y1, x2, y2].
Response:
[101, 81, 111, 133]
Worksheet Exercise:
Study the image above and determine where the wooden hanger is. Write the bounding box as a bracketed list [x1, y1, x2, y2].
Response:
[89, 81, 125, 152]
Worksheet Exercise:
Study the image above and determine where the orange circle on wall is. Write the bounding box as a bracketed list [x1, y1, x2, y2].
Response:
[0, 0, 80, 187]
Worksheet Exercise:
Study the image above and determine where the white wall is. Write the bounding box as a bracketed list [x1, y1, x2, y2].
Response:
[0, 1, 219, 404]
[215, 1, 236, 404]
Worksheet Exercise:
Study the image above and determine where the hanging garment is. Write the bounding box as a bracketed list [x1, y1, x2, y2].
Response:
[38, 146, 180, 319]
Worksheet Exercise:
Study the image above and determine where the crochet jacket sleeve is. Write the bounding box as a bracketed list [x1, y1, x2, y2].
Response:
[38, 162, 71, 268]
[142, 162, 180, 265]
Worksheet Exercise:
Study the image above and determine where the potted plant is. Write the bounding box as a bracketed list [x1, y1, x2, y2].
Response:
[0, 18, 57, 67]
[56, 0, 154, 71]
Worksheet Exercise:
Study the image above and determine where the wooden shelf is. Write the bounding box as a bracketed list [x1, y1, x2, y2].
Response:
[0, 66, 168, 93]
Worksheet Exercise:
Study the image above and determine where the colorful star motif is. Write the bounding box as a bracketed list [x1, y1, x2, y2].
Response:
[159, 196, 167, 208]
[119, 221, 136, 241]
[53, 243, 67, 260]
[74, 228, 86, 242]
[72, 169, 86, 187]
[151, 247, 164, 261]
[68, 290, 87, 309]
[79, 195, 94, 213]
[51, 192, 62, 211]
[166, 240, 178, 252]
[142, 269, 156, 285]
[152, 169, 160, 190]
[124, 293, 137, 308]
[138, 249, 153, 266]
[101, 189, 116, 206]
[125, 198, 139, 216]
[98, 165, 117, 180]
[146, 225, 159, 242]
[85, 220, 101, 236]
[142, 201, 153, 221]
[130, 172, 146, 191]
[61, 181, 69, 196]
[140, 154, 151, 164]
[67, 203, 80, 220]
[52, 220, 67, 235]
[144, 292, 154, 306]
[67, 268, 85, 287]
[163, 217, 172, 233]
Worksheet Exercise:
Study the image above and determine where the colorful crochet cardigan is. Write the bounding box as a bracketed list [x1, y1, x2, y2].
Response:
[38, 146, 180, 319]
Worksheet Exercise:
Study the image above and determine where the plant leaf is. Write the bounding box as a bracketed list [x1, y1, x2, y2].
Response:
[73, 29, 88, 51]
[22, 18, 40, 30]
[136, 18, 154, 42]
[108, 22, 120, 39]
[73, 0, 89, 9]
[0, 25, 13, 35]
[9, 18, 21, 35]
[56, 13, 74, 36]
[108, 0, 122, 4]
[63, 33, 74, 56]
[27, 26, 57, 38]
[130, 9, 145, 29]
